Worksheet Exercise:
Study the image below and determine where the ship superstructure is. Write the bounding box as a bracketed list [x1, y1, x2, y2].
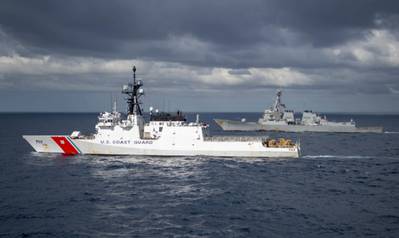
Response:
[258, 90, 295, 125]
[215, 90, 383, 133]
[23, 66, 299, 158]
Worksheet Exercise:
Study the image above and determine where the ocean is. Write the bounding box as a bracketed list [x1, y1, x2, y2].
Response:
[0, 113, 398, 237]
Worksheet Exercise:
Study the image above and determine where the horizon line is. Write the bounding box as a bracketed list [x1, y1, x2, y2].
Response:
[1, 111, 399, 115]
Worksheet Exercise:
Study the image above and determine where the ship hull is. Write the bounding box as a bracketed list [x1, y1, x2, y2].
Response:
[214, 119, 383, 133]
[23, 135, 299, 158]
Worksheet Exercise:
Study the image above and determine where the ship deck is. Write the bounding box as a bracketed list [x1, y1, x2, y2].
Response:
[203, 136, 268, 142]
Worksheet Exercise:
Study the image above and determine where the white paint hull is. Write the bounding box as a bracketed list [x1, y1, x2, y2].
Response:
[22, 67, 300, 159]
[23, 135, 299, 158]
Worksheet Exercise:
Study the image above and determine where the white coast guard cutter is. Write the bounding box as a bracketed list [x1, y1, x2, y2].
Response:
[23, 66, 300, 158]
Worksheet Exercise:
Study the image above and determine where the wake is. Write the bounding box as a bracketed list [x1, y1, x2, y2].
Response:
[302, 155, 398, 159]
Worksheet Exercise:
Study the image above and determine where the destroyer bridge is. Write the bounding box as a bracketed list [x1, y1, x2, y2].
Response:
[23, 66, 300, 158]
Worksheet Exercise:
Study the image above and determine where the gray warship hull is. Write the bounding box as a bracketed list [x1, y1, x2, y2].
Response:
[214, 119, 383, 133]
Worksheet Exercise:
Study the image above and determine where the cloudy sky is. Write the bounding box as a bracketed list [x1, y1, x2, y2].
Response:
[0, 0, 398, 113]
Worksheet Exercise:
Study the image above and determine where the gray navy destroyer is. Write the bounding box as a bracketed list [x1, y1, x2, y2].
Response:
[215, 91, 383, 133]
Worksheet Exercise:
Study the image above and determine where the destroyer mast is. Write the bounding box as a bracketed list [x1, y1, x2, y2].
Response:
[272, 90, 285, 113]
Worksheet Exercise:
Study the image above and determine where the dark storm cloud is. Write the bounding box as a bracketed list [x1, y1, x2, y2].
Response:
[0, 0, 399, 112]
[1, 0, 398, 63]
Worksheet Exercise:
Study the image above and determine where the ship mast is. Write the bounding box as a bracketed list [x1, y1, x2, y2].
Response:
[122, 66, 144, 116]
[273, 90, 285, 112]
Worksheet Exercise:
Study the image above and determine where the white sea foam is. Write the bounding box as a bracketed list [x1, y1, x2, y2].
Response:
[87, 155, 206, 180]
[303, 155, 372, 159]
[384, 131, 399, 134]
[302, 155, 398, 159]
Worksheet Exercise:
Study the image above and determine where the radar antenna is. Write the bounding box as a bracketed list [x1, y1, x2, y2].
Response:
[273, 89, 285, 112]
[122, 66, 144, 115]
